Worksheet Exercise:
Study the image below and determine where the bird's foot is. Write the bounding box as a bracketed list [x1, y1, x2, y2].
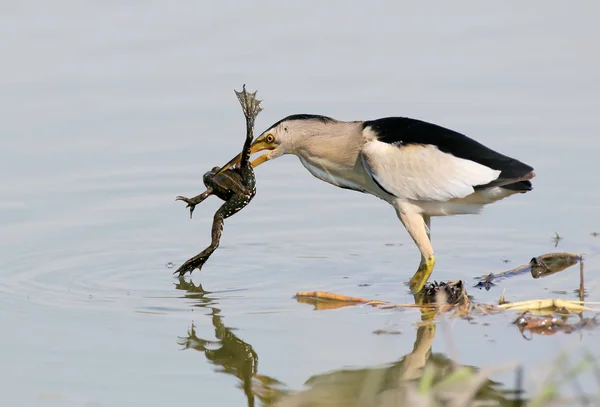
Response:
[235, 84, 263, 122]
[409, 255, 436, 295]
[175, 195, 201, 219]
[173, 254, 210, 277]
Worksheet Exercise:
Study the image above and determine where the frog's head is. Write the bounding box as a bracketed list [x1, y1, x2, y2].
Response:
[203, 166, 221, 187]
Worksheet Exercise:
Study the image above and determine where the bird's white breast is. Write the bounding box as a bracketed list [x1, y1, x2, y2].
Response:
[297, 155, 366, 192]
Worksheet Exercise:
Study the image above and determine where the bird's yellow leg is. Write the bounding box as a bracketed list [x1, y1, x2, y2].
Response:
[410, 255, 436, 295]
[396, 209, 435, 295]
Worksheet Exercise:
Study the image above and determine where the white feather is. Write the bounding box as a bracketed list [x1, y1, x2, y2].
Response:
[297, 155, 365, 192]
[360, 140, 501, 202]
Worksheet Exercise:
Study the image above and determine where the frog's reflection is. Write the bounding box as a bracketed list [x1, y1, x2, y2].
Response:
[175, 278, 523, 407]
[178, 312, 260, 402]
[175, 278, 285, 406]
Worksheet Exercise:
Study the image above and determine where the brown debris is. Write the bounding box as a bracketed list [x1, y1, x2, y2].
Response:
[513, 311, 598, 339]
[420, 280, 469, 305]
[294, 291, 386, 305]
[474, 252, 582, 290]
[294, 253, 599, 338]
[530, 252, 581, 279]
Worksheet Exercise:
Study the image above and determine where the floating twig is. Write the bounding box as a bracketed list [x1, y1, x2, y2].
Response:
[294, 291, 386, 306]
[496, 299, 600, 313]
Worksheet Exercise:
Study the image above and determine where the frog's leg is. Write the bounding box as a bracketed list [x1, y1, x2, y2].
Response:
[239, 165, 256, 195]
[235, 85, 262, 169]
[176, 187, 213, 219]
[174, 194, 247, 276]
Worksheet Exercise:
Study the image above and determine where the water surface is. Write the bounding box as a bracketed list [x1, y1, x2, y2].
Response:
[1, 2, 600, 406]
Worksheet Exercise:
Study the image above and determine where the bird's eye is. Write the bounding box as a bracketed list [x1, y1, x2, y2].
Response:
[265, 134, 275, 143]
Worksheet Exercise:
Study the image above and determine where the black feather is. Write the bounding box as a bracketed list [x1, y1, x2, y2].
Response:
[363, 117, 534, 184]
[492, 180, 533, 192]
[338, 185, 367, 193]
[264, 114, 336, 133]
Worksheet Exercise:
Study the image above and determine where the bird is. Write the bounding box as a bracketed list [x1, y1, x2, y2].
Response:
[215, 114, 535, 295]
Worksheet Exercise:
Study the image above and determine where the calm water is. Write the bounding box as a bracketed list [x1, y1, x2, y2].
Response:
[2, 2, 600, 406]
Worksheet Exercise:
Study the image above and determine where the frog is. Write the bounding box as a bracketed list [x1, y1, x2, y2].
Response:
[174, 85, 262, 276]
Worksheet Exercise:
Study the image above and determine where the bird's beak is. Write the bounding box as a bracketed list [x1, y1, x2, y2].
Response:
[215, 137, 275, 175]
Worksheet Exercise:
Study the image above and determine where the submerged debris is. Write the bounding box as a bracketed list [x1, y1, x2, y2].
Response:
[294, 291, 387, 307]
[420, 280, 469, 305]
[474, 252, 582, 289]
[296, 287, 600, 335]
[474, 273, 496, 291]
[295, 251, 599, 338]
[513, 311, 598, 339]
[295, 252, 600, 337]
[496, 298, 600, 313]
[372, 329, 402, 335]
[530, 253, 581, 279]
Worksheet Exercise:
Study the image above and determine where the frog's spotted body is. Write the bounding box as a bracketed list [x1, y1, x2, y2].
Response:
[203, 165, 256, 210]
[174, 85, 261, 276]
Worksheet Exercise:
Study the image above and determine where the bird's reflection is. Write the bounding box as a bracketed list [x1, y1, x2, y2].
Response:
[175, 278, 524, 407]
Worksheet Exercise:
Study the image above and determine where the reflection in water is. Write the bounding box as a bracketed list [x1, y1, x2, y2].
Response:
[174, 278, 216, 308]
[175, 278, 524, 406]
[513, 311, 598, 340]
[179, 312, 258, 401]
[175, 278, 286, 406]
[272, 305, 523, 407]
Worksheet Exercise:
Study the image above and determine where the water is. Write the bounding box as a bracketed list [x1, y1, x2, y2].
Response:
[1, 1, 599, 406]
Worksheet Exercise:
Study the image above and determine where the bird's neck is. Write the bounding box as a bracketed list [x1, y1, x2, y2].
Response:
[290, 121, 370, 191]
[292, 121, 365, 166]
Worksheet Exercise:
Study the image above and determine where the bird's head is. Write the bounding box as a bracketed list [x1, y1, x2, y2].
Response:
[215, 114, 336, 174]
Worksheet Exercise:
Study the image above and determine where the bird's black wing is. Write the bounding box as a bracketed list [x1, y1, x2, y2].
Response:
[362, 117, 534, 189]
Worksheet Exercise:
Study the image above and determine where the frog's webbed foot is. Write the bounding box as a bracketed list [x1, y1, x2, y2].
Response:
[235, 84, 263, 169]
[174, 212, 225, 277]
[175, 196, 199, 218]
[235, 84, 262, 123]
[176, 188, 213, 219]
[173, 252, 211, 276]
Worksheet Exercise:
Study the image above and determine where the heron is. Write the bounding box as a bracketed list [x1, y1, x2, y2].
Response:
[215, 114, 535, 294]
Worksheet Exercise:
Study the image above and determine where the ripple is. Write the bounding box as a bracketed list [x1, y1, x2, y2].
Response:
[0, 244, 204, 315]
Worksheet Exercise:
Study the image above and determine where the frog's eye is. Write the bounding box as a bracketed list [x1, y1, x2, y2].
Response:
[265, 134, 275, 143]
